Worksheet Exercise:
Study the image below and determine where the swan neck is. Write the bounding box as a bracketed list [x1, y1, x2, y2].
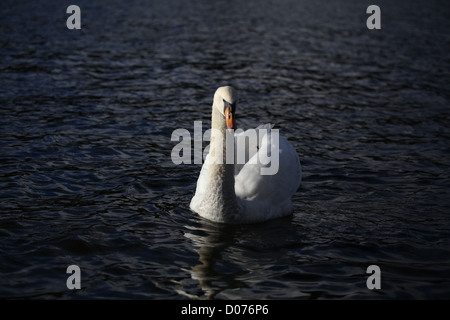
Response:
[211, 107, 228, 162]
[203, 106, 238, 220]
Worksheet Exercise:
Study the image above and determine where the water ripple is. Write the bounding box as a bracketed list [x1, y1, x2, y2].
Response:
[1, 0, 450, 299]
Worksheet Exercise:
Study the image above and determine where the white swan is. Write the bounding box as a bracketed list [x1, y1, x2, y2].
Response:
[190, 86, 302, 224]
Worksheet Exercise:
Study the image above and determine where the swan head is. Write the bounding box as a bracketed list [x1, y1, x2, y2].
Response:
[213, 86, 238, 130]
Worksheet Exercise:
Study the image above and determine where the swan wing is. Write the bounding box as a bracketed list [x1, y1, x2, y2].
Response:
[234, 129, 302, 222]
[234, 123, 274, 175]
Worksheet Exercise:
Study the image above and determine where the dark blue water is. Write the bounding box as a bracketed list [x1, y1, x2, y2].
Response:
[1, 0, 450, 299]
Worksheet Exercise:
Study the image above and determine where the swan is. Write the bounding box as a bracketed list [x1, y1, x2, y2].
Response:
[190, 86, 302, 224]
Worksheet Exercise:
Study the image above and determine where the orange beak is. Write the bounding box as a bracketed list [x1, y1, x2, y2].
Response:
[225, 107, 236, 130]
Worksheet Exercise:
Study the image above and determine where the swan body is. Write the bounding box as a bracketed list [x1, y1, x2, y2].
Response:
[190, 86, 302, 224]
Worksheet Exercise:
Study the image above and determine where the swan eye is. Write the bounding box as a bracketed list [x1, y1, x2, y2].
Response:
[223, 100, 228, 113]
[223, 99, 236, 115]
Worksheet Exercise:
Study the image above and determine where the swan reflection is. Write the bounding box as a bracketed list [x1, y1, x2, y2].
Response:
[183, 216, 298, 299]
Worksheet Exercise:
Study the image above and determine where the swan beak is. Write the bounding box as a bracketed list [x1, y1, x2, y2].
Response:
[225, 107, 236, 130]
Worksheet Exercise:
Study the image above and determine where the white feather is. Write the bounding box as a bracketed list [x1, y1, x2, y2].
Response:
[190, 87, 302, 224]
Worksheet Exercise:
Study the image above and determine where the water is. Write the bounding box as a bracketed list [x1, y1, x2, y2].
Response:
[1, 0, 450, 299]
